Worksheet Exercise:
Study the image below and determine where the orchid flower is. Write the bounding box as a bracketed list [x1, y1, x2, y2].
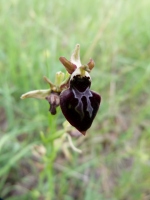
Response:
[21, 44, 101, 135]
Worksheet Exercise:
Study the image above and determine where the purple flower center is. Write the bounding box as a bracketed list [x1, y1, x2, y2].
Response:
[72, 87, 93, 120]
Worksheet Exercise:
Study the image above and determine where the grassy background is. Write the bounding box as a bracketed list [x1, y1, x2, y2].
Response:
[0, 0, 150, 199]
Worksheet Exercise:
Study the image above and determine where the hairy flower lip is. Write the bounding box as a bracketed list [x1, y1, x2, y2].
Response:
[60, 84, 101, 136]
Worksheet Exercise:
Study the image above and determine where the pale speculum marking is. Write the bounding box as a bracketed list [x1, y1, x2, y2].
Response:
[72, 87, 93, 120]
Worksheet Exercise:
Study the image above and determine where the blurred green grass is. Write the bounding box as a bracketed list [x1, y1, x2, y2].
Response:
[0, 0, 150, 199]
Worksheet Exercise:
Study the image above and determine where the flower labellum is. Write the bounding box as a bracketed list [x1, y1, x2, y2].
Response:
[60, 77, 101, 135]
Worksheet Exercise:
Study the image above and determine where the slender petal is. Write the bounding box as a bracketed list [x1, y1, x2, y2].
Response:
[43, 76, 56, 90]
[59, 57, 77, 74]
[87, 58, 95, 70]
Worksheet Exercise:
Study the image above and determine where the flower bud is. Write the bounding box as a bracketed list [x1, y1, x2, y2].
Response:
[45, 92, 60, 115]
